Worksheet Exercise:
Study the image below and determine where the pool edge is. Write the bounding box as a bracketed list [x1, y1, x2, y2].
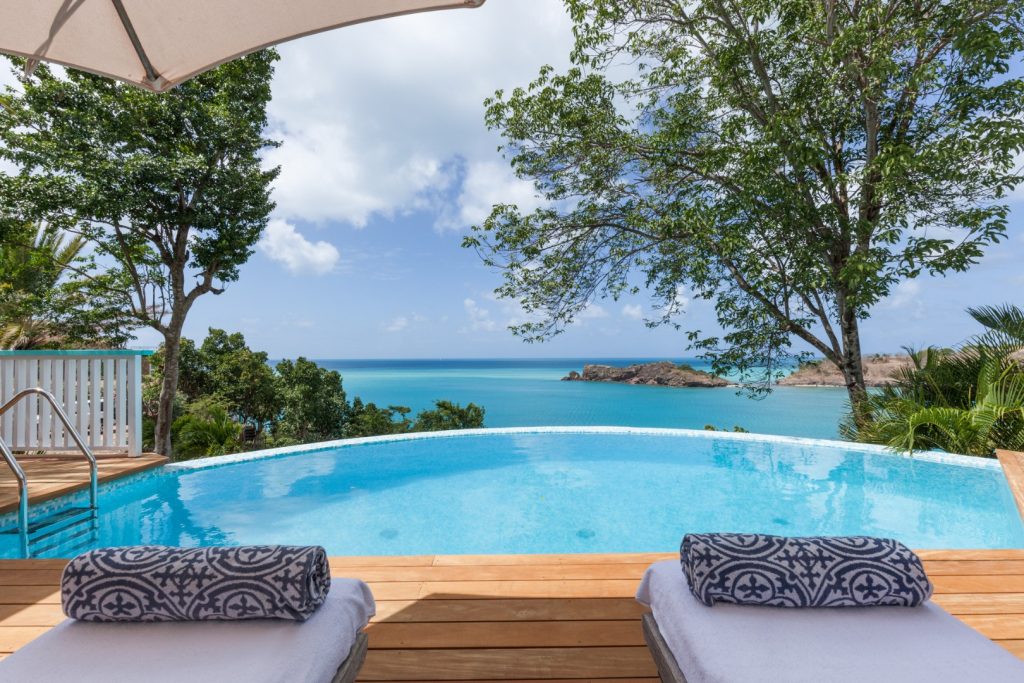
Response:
[164, 426, 1004, 472]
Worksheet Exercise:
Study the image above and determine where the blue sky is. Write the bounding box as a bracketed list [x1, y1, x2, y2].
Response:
[9, 1, 1024, 359]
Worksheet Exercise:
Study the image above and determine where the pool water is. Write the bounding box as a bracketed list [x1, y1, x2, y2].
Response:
[4, 429, 1023, 557]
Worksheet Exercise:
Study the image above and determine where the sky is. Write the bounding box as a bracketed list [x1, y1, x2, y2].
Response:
[5, 0, 1024, 359]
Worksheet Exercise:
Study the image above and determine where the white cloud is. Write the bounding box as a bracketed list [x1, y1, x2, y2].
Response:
[578, 303, 609, 320]
[438, 160, 546, 231]
[258, 219, 340, 275]
[622, 304, 644, 320]
[462, 297, 498, 332]
[384, 316, 409, 333]
[264, 0, 573, 228]
[884, 278, 925, 309]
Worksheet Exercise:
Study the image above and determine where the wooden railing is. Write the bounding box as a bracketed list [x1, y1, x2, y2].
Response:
[0, 350, 151, 457]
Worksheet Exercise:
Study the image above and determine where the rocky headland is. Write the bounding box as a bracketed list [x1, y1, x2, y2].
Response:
[562, 361, 730, 388]
[777, 354, 912, 387]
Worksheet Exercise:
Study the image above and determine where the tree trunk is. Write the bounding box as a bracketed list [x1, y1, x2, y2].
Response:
[838, 305, 869, 422]
[153, 320, 184, 456]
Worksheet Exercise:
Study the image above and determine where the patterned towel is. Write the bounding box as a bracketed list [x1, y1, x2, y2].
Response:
[62, 546, 331, 622]
[681, 533, 933, 608]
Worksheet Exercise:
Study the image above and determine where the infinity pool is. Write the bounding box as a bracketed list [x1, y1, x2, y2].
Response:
[4, 428, 1023, 557]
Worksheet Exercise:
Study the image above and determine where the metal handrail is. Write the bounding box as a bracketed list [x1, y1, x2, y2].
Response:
[0, 388, 98, 556]
[0, 436, 29, 557]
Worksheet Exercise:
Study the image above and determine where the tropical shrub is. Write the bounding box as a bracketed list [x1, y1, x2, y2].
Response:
[412, 401, 485, 432]
[345, 399, 412, 438]
[0, 222, 132, 349]
[846, 305, 1024, 456]
[171, 400, 242, 459]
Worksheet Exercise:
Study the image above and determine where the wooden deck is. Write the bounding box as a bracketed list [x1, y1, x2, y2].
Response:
[0, 454, 167, 514]
[998, 450, 1024, 521]
[0, 550, 1021, 679]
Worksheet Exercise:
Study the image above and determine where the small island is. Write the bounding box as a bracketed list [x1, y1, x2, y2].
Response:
[562, 361, 731, 388]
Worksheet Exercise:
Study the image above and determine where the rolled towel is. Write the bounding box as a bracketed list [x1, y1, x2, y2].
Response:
[62, 545, 331, 622]
[681, 533, 932, 608]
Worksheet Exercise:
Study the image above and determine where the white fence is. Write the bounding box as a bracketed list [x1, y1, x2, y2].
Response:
[0, 351, 150, 456]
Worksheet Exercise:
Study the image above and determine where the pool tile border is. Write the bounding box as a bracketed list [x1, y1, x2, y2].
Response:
[165, 426, 1003, 473]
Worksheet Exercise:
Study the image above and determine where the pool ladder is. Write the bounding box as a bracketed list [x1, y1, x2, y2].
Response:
[0, 389, 99, 558]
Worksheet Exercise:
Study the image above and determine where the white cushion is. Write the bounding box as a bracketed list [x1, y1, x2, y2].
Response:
[637, 559, 1024, 683]
[0, 578, 375, 683]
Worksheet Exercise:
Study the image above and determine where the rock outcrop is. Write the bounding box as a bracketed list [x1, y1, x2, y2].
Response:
[777, 355, 913, 387]
[562, 361, 730, 388]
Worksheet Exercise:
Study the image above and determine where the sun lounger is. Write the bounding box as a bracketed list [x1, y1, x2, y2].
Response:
[0, 577, 375, 683]
[637, 559, 1024, 683]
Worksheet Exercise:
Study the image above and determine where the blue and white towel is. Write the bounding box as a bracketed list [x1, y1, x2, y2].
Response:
[61, 545, 331, 622]
[681, 533, 932, 608]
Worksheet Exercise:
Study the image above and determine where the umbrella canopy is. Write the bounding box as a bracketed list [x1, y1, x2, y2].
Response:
[0, 0, 485, 92]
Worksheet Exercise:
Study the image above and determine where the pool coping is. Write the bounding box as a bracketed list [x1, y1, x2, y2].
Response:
[165, 425, 1004, 472]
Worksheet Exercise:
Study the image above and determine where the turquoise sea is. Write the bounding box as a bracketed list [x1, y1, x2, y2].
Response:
[314, 358, 850, 439]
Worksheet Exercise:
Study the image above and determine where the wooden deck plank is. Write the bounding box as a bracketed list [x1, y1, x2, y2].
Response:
[0, 603, 65, 627]
[346, 564, 655, 582]
[431, 553, 675, 566]
[958, 615, 1024, 640]
[931, 575, 1024, 594]
[411, 580, 642, 600]
[1001, 640, 1024, 659]
[0, 561, 68, 571]
[916, 549, 1024, 560]
[0, 571, 63, 586]
[365, 620, 645, 649]
[369, 679, 661, 683]
[931, 593, 1024, 614]
[918, 560, 1024, 575]
[373, 598, 645, 623]
[0, 454, 167, 514]
[359, 646, 659, 680]
[996, 450, 1024, 521]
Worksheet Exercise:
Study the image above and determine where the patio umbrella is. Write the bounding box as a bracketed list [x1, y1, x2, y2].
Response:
[0, 0, 485, 92]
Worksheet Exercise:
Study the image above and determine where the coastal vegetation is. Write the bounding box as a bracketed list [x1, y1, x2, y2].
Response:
[0, 51, 281, 455]
[0, 222, 131, 349]
[147, 329, 486, 459]
[845, 305, 1024, 456]
[467, 0, 1024, 423]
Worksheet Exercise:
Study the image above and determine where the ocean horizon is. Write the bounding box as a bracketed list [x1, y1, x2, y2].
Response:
[303, 357, 849, 440]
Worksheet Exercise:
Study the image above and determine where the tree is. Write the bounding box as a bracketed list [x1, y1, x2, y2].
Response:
[274, 358, 348, 443]
[201, 330, 281, 430]
[147, 329, 280, 436]
[413, 400, 485, 432]
[0, 51, 280, 454]
[466, 0, 1024, 418]
[0, 222, 132, 349]
[345, 399, 412, 438]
